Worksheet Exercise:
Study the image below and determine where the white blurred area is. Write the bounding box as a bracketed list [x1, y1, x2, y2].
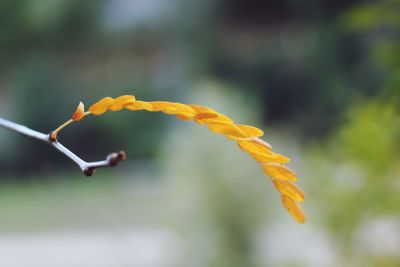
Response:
[102, 0, 176, 31]
[0, 229, 182, 267]
[353, 217, 400, 257]
[255, 223, 338, 267]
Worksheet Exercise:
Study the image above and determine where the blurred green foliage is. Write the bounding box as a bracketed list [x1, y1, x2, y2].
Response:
[308, 98, 400, 266]
[341, 0, 400, 94]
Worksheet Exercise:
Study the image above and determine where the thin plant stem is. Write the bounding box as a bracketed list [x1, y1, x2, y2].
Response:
[0, 116, 125, 176]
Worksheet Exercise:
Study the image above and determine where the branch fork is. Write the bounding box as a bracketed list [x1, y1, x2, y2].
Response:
[0, 117, 126, 176]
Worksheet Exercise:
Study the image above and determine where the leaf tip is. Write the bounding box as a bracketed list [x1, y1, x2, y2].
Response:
[282, 195, 306, 224]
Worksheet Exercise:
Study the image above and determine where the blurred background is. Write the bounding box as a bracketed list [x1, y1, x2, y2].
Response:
[0, 0, 400, 266]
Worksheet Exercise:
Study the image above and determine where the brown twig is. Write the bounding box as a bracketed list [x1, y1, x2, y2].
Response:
[0, 117, 126, 176]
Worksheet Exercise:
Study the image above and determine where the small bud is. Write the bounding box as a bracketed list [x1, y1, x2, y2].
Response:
[72, 102, 85, 121]
[84, 168, 95, 177]
[107, 150, 127, 167]
[117, 151, 127, 161]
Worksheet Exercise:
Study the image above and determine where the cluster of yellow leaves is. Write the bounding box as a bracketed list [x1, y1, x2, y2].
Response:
[72, 95, 306, 223]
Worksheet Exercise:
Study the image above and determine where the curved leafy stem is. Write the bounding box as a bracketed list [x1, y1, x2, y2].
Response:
[0, 95, 306, 223]
[52, 95, 306, 223]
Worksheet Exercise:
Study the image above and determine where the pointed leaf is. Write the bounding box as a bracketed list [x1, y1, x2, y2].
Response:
[176, 114, 195, 121]
[148, 101, 195, 117]
[262, 163, 297, 181]
[188, 104, 215, 114]
[281, 195, 306, 223]
[196, 113, 233, 124]
[237, 140, 273, 155]
[125, 101, 154, 111]
[194, 112, 218, 122]
[207, 122, 248, 139]
[89, 97, 114, 115]
[250, 137, 272, 149]
[273, 180, 305, 202]
[189, 105, 234, 124]
[236, 124, 264, 137]
[109, 95, 136, 111]
[251, 152, 290, 164]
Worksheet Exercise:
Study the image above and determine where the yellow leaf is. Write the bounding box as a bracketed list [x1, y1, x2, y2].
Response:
[250, 137, 272, 149]
[174, 105, 196, 118]
[251, 152, 290, 164]
[236, 124, 264, 137]
[89, 97, 114, 115]
[194, 112, 218, 121]
[188, 104, 215, 114]
[273, 180, 305, 202]
[207, 122, 248, 139]
[176, 114, 195, 121]
[262, 163, 297, 181]
[108, 95, 136, 111]
[149, 101, 195, 117]
[197, 113, 233, 124]
[72, 102, 85, 121]
[189, 105, 234, 124]
[237, 140, 273, 156]
[125, 101, 154, 111]
[281, 195, 306, 223]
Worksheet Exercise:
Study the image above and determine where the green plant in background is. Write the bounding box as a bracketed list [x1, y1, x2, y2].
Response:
[308, 97, 400, 266]
[342, 0, 400, 94]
